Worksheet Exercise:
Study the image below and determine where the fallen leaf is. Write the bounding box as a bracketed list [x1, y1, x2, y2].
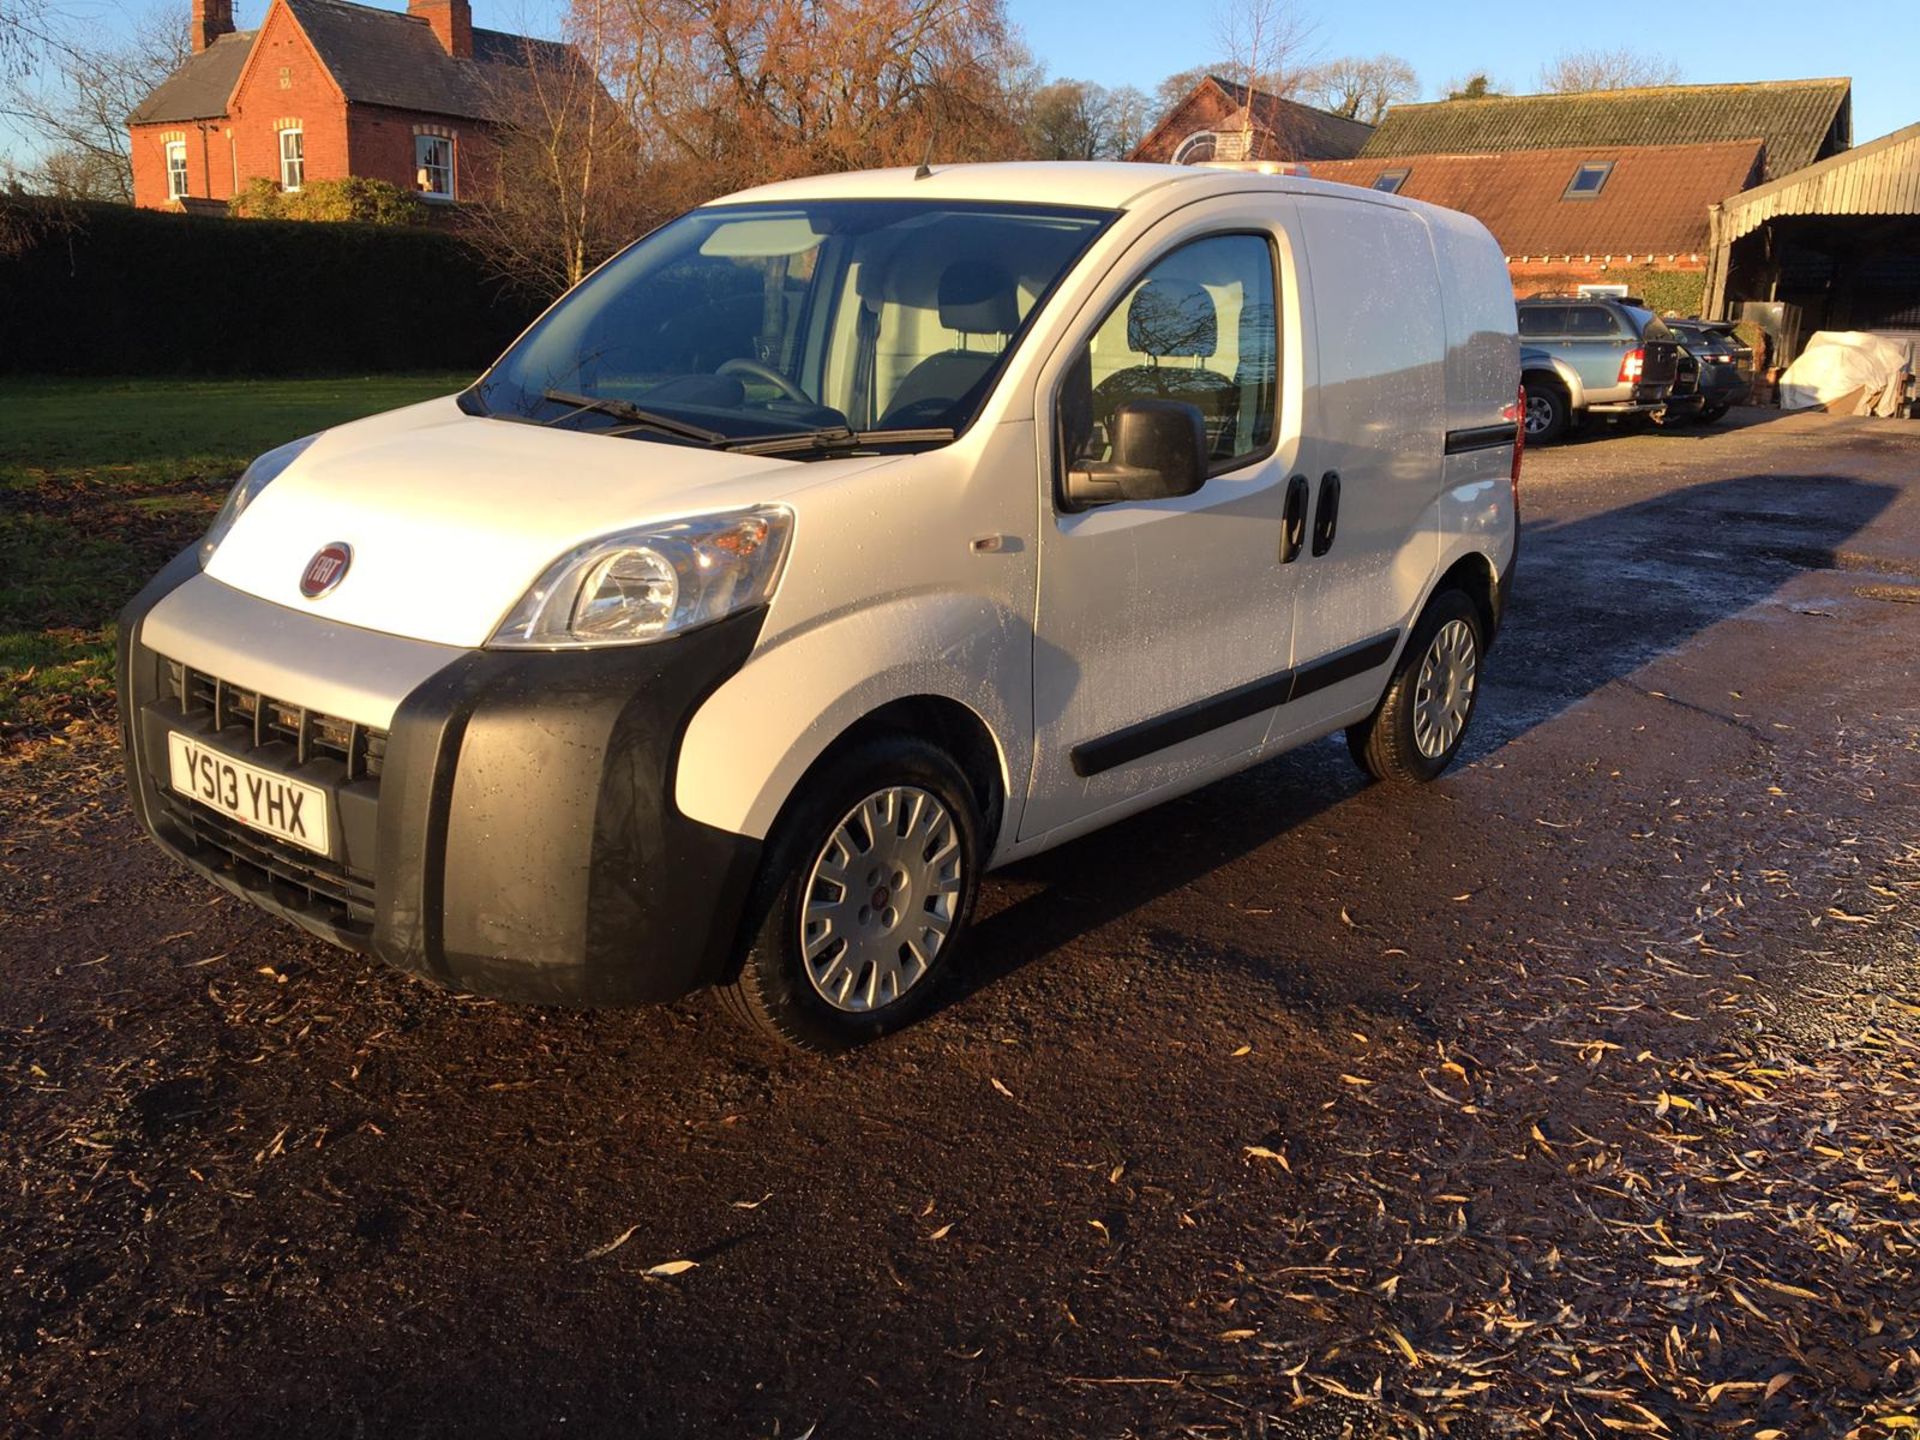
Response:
[583, 1226, 641, 1261]
[1231, 1044, 1252, 1057]
[1244, 1145, 1291, 1171]
[927, 1223, 954, 1241]
[645, 1259, 698, 1277]
[1218, 1329, 1256, 1341]
[990, 1077, 1014, 1100]
[730, 1193, 772, 1210]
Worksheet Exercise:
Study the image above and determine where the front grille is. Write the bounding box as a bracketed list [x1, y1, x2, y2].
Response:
[155, 656, 383, 932]
[167, 660, 388, 781]
[159, 791, 376, 926]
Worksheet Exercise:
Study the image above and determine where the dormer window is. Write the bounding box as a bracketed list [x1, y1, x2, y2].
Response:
[1372, 168, 1409, 194]
[1563, 161, 1613, 199]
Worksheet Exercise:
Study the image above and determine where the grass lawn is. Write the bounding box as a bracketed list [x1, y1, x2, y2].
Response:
[1, 374, 471, 747]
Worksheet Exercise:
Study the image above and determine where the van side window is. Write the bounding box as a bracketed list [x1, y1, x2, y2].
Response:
[1059, 233, 1278, 482]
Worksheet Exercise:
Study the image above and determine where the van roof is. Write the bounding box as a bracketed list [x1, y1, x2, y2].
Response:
[708, 160, 1416, 214]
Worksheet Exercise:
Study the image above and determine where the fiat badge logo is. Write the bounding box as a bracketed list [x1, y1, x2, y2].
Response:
[300, 542, 352, 599]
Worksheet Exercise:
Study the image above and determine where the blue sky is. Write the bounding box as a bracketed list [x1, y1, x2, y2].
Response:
[8, 0, 1917, 161]
[1001, 0, 1917, 143]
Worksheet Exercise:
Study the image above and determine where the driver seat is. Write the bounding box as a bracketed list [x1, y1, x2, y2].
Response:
[879, 261, 1021, 426]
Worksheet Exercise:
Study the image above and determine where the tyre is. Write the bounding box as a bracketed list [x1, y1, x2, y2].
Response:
[1521, 380, 1569, 444]
[719, 735, 982, 1051]
[1698, 402, 1729, 423]
[1346, 589, 1484, 784]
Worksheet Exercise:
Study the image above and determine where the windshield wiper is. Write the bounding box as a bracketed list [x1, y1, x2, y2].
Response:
[540, 389, 728, 446]
[723, 425, 956, 458]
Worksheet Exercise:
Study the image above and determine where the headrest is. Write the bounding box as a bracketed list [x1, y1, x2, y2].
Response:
[1128, 279, 1217, 358]
[938, 261, 1020, 335]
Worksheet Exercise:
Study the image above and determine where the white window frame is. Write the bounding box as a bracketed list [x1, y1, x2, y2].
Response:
[279, 126, 304, 192]
[415, 134, 454, 200]
[165, 140, 189, 200]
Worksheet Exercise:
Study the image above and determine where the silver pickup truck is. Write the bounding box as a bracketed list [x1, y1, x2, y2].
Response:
[1518, 296, 1681, 443]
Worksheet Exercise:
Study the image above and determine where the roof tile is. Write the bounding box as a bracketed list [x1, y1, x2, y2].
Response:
[1312, 141, 1766, 257]
[1360, 79, 1850, 180]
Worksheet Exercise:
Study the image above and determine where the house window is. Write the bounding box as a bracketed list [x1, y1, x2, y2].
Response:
[1171, 130, 1219, 165]
[1372, 168, 1409, 193]
[165, 141, 189, 200]
[279, 126, 304, 191]
[1563, 161, 1613, 199]
[415, 134, 454, 200]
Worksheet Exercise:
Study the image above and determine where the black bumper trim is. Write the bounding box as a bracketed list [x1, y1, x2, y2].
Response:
[119, 558, 767, 1008]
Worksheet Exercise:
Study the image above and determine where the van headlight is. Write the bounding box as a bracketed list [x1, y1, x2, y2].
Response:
[490, 506, 793, 649]
[198, 434, 319, 567]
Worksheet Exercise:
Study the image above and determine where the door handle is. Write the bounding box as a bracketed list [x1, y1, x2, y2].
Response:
[1281, 474, 1309, 563]
[1311, 471, 1341, 557]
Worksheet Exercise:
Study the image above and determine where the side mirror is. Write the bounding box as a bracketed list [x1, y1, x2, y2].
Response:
[1064, 399, 1207, 509]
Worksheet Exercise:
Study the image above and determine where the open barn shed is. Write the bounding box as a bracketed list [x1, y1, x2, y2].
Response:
[1704, 122, 1920, 354]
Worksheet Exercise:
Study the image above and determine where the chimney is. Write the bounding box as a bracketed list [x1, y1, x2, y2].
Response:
[192, 0, 235, 52]
[409, 0, 472, 59]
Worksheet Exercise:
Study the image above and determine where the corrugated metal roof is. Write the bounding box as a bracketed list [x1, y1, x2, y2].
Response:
[1312, 141, 1765, 258]
[1718, 121, 1920, 240]
[127, 30, 256, 124]
[1360, 78, 1851, 180]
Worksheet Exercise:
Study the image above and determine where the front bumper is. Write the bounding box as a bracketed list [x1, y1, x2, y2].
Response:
[118, 552, 765, 1006]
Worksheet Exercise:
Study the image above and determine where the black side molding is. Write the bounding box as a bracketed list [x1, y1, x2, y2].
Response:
[1444, 422, 1519, 455]
[1070, 630, 1400, 778]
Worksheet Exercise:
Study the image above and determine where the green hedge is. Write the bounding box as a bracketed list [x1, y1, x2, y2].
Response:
[0, 197, 541, 375]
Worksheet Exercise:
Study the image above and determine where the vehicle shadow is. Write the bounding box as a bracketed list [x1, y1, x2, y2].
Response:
[944, 469, 1897, 1010]
[1546, 403, 1790, 449]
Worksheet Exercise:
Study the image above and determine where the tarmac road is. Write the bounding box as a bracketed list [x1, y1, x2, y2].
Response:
[5, 409, 1920, 1438]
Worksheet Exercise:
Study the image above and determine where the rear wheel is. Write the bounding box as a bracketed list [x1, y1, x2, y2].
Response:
[719, 735, 982, 1052]
[1699, 402, 1729, 423]
[1346, 590, 1484, 784]
[1521, 380, 1569, 444]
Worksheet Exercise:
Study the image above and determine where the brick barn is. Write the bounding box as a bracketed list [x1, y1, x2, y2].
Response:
[1310, 142, 1766, 295]
[1130, 76, 1374, 166]
[126, 0, 576, 211]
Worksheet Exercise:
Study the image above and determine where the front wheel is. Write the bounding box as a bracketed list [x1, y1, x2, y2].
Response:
[1346, 590, 1484, 784]
[719, 736, 982, 1051]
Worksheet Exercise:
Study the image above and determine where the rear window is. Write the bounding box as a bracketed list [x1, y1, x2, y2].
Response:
[1567, 306, 1621, 338]
[1624, 305, 1674, 341]
[1517, 305, 1568, 336]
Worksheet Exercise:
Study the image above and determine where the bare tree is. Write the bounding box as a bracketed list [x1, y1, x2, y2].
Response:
[602, 0, 1022, 209]
[1537, 47, 1681, 93]
[1022, 78, 1153, 160]
[465, 0, 644, 297]
[1298, 53, 1418, 124]
[5, 4, 189, 203]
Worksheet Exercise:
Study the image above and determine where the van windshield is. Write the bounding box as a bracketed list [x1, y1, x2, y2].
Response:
[465, 199, 1116, 452]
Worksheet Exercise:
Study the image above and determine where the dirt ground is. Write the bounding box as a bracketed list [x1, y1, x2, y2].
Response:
[4, 410, 1920, 1439]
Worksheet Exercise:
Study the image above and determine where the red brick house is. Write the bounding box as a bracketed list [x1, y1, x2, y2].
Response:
[1131, 76, 1374, 166]
[126, 0, 574, 211]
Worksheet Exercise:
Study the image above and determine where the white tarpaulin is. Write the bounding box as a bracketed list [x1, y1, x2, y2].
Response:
[1778, 331, 1912, 416]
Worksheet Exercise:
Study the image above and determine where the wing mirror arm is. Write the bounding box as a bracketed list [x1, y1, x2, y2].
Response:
[1064, 399, 1208, 510]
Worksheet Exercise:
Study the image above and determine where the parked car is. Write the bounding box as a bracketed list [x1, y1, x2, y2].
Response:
[1518, 296, 1681, 442]
[1665, 319, 1754, 421]
[1653, 342, 1707, 427]
[118, 163, 1521, 1050]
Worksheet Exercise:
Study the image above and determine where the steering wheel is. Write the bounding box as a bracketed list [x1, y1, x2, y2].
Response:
[717, 357, 810, 405]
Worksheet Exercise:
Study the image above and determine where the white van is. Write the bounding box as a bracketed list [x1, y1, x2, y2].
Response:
[119, 163, 1521, 1050]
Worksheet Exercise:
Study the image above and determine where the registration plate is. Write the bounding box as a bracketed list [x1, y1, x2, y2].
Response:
[167, 732, 330, 856]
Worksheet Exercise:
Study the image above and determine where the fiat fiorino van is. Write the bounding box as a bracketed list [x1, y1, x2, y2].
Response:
[118, 162, 1521, 1050]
